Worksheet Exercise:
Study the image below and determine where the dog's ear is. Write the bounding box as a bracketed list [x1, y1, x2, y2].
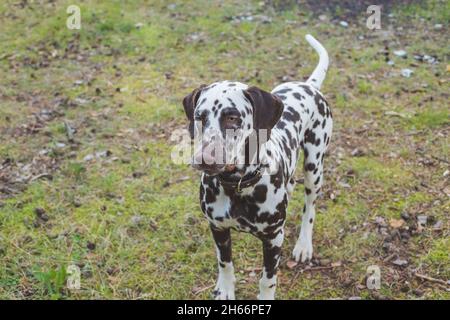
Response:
[182, 85, 206, 139]
[244, 86, 284, 138]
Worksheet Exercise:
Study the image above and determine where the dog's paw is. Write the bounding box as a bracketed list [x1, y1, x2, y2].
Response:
[257, 290, 275, 300]
[213, 274, 235, 300]
[212, 287, 235, 300]
[292, 238, 313, 263]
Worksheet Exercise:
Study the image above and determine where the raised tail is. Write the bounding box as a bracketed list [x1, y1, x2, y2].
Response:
[305, 34, 329, 90]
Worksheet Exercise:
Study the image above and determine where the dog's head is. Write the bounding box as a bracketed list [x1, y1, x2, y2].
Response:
[182, 81, 283, 174]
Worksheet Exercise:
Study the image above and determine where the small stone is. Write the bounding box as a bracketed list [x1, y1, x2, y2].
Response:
[432, 220, 443, 230]
[95, 150, 112, 158]
[351, 148, 365, 157]
[401, 68, 413, 78]
[434, 24, 443, 30]
[387, 60, 395, 66]
[394, 50, 407, 58]
[55, 142, 66, 148]
[39, 149, 50, 155]
[401, 212, 410, 220]
[83, 154, 94, 162]
[417, 215, 428, 226]
[339, 21, 348, 28]
[74, 97, 88, 105]
[400, 231, 410, 240]
[73, 199, 82, 207]
[392, 258, 408, 267]
[423, 55, 437, 64]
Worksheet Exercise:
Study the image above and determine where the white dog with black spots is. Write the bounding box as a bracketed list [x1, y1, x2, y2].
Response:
[182, 34, 332, 300]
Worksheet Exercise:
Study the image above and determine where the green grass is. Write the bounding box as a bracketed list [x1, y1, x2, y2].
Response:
[0, 0, 448, 300]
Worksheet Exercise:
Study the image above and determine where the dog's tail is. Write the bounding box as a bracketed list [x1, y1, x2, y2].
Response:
[305, 34, 329, 90]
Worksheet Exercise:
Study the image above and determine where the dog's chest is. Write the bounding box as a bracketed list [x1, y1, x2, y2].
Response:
[202, 183, 288, 235]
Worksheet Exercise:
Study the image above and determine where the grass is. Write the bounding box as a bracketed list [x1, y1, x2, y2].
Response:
[0, 0, 449, 299]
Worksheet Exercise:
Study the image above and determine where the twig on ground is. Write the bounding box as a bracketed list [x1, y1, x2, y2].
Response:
[383, 253, 397, 262]
[289, 265, 342, 290]
[29, 173, 53, 182]
[414, 273, 449, 287]
[192, 284, 215, 295]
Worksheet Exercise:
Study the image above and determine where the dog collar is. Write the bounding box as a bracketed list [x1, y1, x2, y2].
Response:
[218, 168, 262, 194]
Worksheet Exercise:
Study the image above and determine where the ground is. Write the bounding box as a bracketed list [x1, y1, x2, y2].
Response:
[0, 0, 448, 300]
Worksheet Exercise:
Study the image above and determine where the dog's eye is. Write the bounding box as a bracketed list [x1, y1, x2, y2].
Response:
[226, 115, 238, 122]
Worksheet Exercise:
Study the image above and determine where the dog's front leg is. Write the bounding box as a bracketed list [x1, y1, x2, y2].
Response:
[258, 229, 284, 300]
[210, 225, 235, 300]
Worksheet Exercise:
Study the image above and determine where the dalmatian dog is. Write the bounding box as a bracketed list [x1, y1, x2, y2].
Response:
[182, 35, 332, 300]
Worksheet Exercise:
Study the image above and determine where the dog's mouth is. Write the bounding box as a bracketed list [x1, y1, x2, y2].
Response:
[191, 137, 239, 175]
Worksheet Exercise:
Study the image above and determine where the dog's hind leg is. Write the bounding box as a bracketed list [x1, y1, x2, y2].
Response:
[210, 226, 236, 300]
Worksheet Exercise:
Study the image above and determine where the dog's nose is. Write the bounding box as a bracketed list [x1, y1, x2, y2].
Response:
[192, 142, 226, 173]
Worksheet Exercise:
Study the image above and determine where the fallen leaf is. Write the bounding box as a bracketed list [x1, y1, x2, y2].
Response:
[286, 260, 298, 269]
[331, 261, 342, 267]
[389, 218, 405, 229]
